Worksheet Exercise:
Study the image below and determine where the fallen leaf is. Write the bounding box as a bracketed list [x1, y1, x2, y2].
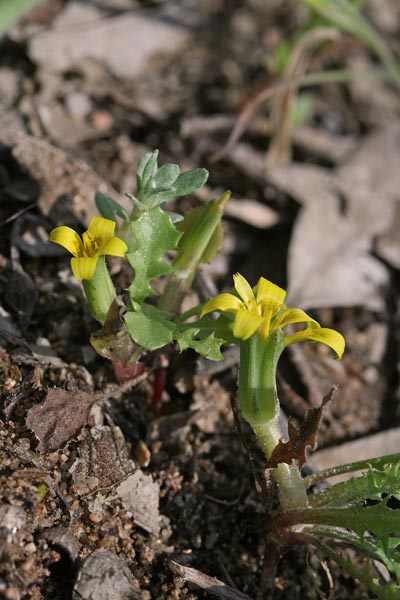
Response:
[268, 162, 389, 310]
[26, 387, 96, 452]
[266, 388, 335, 469]
[30, 7, 189, 80]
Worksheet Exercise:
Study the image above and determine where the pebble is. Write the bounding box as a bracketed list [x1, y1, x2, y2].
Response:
[24, 542, 37, 554]
[66, 91, 92, 120]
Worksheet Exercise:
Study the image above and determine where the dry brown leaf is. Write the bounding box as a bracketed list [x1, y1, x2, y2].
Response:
[26, 387, 96, 452]
[26, 378, 142, 452]
[29, 6, 189, 80]
[268, 162, 389, 310]
[266, 388, 334, 469]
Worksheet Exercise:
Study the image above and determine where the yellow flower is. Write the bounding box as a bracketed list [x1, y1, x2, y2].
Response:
[49, 217, 128, 281]
[201, 273, 345, 358]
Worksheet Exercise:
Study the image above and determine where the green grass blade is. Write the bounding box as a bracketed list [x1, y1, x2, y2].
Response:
[298, 0, 400, 84]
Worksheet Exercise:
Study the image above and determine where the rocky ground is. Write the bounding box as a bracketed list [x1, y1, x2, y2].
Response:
[1, 1, 400, 598]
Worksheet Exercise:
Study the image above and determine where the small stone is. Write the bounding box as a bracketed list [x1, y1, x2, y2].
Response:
[73, 549, 145, 600]
[91, 110, 113, 132]
[0, 504, 26, 533]
[24, 542, 37, 554]
[66, 91, 92, 120]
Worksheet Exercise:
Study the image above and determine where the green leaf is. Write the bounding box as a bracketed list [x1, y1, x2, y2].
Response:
[136, 150, 159, 196]
[152, 163, 180, 188]
[174, 324, 225, 361]
[157, 192, 230, 315]
[292, 456, 400, 595]
[125, 303, 175, 350]
[145, 168, 209, 207]
[299, 0, 400, 84]
[302, 535, 399, 600]
[95, 191, 130, 223]
[173, 169, 209, 197]
[176, 205, 223, 264]
[127, 206, 181, 302]
[292, 499, 400, 590]
[305, 453, 400, 488]
[310, 460, 400, 508]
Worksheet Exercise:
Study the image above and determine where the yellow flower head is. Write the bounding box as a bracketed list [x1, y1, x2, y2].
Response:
[49, 217, 128, 281]
[201, 273, 345, 359]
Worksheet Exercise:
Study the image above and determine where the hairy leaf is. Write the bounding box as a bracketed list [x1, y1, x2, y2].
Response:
[95, 191, 130, 223]
[127, 206, 181, 302]
[125, 303, 175, 350]
[152, 163, 180, 188]
[173, 169, 209, 196]
[136, 150, 159, 194]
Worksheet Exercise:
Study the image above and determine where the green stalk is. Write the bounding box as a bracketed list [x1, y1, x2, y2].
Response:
[82, 256, 115, 324]
[238, 331, 307, 509]
[159, 192, 230, 315]
[238, 333, 283, 455]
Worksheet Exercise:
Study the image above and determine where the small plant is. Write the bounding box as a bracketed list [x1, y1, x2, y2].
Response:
[49, 151, 400, 598]
[216, 0, 400, 166]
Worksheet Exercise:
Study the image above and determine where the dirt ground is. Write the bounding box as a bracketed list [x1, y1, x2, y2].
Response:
[1, 1, 400, 598]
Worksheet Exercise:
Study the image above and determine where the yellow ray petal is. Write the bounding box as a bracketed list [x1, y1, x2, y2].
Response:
[256, 277, 286, 305]
[285, 327, 345, 359]
[49, 226, 83, 257]
[233, 308, 263, 340]
[201, 293, 242, 317]
[88, 216, 116, 242]
[275, 308, 319, 330]
[71, 256, 99, 281]
[102, 236, 128, 257]
[233, 273, 255, 305]
[258, 313, 272, 340]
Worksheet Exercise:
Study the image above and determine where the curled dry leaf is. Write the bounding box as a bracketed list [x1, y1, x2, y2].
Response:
[266, 388, 335, 470]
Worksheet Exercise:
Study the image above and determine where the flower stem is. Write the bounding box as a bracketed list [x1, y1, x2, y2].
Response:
[82, 256, 115, 324]
[238, 332, 307, 509]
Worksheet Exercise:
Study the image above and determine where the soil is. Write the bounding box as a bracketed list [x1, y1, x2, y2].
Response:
[0, 1, 399, 599]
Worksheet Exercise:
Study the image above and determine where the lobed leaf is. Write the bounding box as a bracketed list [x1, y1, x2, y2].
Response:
[125, 303, 175, 350]
[310, 460, 400, 508]
[127, 206, 181, 302]
[174, 325, 225, 361]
